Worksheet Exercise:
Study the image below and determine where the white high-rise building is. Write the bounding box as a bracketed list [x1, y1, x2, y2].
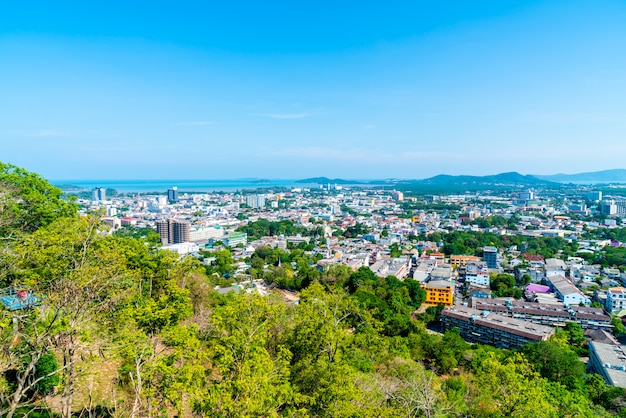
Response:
[246, 194, 266, 208]
[92, 187, 106, 201]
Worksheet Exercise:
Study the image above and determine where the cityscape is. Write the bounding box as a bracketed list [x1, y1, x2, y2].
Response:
[83, 179, 626, 383]
[4, 1, 626, 417]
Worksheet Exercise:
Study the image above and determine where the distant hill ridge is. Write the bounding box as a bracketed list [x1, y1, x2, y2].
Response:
[297, 170, 626, 187]
[534, 169, 626, 183]
[297, 172, 556, 187]
[408, 172, 556, 186]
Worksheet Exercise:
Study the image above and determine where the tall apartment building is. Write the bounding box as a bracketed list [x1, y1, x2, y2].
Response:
[246, 194, 266, 208]
[92, 187, 106, 202]
[391, 191, 404, 201]
[587, 191, 602, 202]
[156, 219, 190, 245]
[167, 187, 179, 203]
[482, 246, 498, 269]
[518, 191, 535, 202]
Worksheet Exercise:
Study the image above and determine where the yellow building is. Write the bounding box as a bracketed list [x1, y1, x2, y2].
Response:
[423, 281, 455, 307]
[449, 255, 480, 268]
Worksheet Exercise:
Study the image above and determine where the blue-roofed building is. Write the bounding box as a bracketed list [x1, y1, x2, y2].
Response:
[0, 289, 41, 311]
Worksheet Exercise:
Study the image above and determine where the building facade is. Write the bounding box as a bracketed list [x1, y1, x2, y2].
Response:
[449, 255, 480, 268]
[246, 194, 266, 209]
[470, 298, 611, 330]
[423, 281, 454, 307]
[156, 219, 190, 245]
[483, 246, 498, 269]
[442, 306, 554, 349]
[167, 187, 179, 202]
[92, 187, 106, 202]
[588, 341, 626, 388]
[606, 287, 626, 314]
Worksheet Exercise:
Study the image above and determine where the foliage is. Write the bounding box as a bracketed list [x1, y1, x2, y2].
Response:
[1, 165, 623, 417]
[237, 219, 320, 240]
[342, 223, 370, 238]
[32, 352, 60, 397]
[522, 340, 586, 391]
[435, 230, 577, 259]
[113, 226, 161, 246]
[345, 268, 425, 337]
[389, 242, 402, 258]
[490, 273, 522, 299]
[0, 162, 78, 238]
[612, 316, 626, 336]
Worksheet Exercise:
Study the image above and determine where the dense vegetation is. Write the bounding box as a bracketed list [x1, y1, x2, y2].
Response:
[2, 163, 626, 417]
[422, 230, 579, 259]
[237, 219, 324, 241]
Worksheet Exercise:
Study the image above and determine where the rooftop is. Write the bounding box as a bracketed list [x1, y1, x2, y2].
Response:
[443, 306, 555, 341]
[590, 341, 626, 388]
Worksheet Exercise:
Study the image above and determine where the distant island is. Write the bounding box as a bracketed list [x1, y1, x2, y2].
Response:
[296, 177, 365, 185]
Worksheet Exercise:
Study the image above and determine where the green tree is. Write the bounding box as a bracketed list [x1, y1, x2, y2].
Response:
[522, 340, 585, 391]
[32, 352, 60, 397]
[0, 162, 77, 238]
[195, 293, 296, 417]
[2, 216, 134, 418]
[471, 352, 557, 417]
[389, 243, 402, 258]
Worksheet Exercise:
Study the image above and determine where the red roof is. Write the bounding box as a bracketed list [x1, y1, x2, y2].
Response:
[522, 253, 545, 261]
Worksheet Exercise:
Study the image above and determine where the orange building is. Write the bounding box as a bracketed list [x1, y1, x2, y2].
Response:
[449, 255, 480, 268]
[423, 281, 455, 307]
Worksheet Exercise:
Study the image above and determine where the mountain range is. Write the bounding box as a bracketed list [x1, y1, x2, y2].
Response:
[413, 172, 554, 186]
[534, 169, 626, 183]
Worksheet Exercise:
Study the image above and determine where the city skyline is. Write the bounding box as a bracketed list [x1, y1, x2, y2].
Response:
[2, 1, 626, 180]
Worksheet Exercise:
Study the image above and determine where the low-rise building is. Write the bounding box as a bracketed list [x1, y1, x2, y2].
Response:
[162, 242, 199, 256]
[588, 340, 626, 388]
[430, 264, 453, 281]
[423, 281, 454, 307]
[466, 284, 492, 299]
[606, 287, 626, 314]
[441, 306, 554, 349]
[449, 255, 480, 268]
[546, 274, 591, 306]
[463, 262, 490, 287]
[223, 232, 248, 247]
[469, 298, 611, 330]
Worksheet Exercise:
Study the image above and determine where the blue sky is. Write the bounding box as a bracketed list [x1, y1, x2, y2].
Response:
[2, 1, 626, 180]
